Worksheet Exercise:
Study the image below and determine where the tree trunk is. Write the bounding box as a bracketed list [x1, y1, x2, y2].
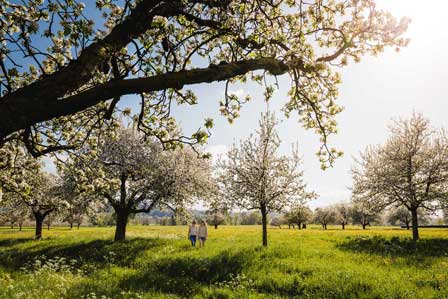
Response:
[77, 223, 80, 229]
[298, 222, 302, 230]
[34, 214, 44, 240]
[70, 222, 73, 229]
[261, 206, 268, 247]
[405, 221, 410, 230]
[47, 223, 50, 230]
[214, 224, 218, 229]
[411, 208, 419, 241]
[362, 223, 367, 230]
[19, 224, 22, 231]
[342, 223, 345, 230]
[114, 208, 130, 242]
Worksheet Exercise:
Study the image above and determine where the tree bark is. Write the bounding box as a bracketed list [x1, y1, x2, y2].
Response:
[114, 208, 130, 242]
[34, 213, 44, 240]
[411, 208, 419, 241]
[261, 206, 268, 247]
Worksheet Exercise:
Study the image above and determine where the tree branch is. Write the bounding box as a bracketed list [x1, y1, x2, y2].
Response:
[0, 57, 301, 139]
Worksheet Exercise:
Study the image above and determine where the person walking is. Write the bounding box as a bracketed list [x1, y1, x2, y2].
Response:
[198, 220, 208, 248]
[188, 220, 198, 247]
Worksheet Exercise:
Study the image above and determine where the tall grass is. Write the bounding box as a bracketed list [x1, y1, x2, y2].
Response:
[0, 225, 447, 298]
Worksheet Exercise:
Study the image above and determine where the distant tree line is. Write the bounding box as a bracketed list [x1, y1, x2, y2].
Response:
[267, 202, 438, 230]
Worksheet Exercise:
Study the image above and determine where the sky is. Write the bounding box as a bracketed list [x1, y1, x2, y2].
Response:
[43, 0, 448, 209]
[162, 0, 448, 209]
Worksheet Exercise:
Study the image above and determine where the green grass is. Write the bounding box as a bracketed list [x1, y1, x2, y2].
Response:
[1, 225, 447, 299]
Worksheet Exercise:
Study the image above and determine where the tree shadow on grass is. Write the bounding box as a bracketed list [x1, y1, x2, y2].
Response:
[0, 237, 167, 271]
[122, 249, 254, 297]
[0, 238, 33, 247]
[69, 248, 255, 298]
[338, 236, 448, 258]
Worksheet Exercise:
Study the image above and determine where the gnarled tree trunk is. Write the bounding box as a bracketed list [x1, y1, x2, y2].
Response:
[33, 212, 45, 240]
[114, 207, 130, 242]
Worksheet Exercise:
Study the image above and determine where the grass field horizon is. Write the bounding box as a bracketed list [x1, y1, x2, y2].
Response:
[1, 225, 447, 299]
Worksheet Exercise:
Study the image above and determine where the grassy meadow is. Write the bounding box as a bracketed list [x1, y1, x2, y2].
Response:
[0, 225, 448, 299]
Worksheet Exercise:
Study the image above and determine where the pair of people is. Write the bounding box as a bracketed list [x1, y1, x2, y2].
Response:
[188, 220, 208, 248]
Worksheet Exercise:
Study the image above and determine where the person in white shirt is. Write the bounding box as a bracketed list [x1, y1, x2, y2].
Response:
[188, 220, 198, 247]
[198, 220, 208, 248]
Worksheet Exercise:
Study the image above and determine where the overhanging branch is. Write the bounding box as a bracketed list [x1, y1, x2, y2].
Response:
[0, 57, 304, 139]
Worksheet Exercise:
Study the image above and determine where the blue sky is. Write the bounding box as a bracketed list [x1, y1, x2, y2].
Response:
[45, 0, 448, 209]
